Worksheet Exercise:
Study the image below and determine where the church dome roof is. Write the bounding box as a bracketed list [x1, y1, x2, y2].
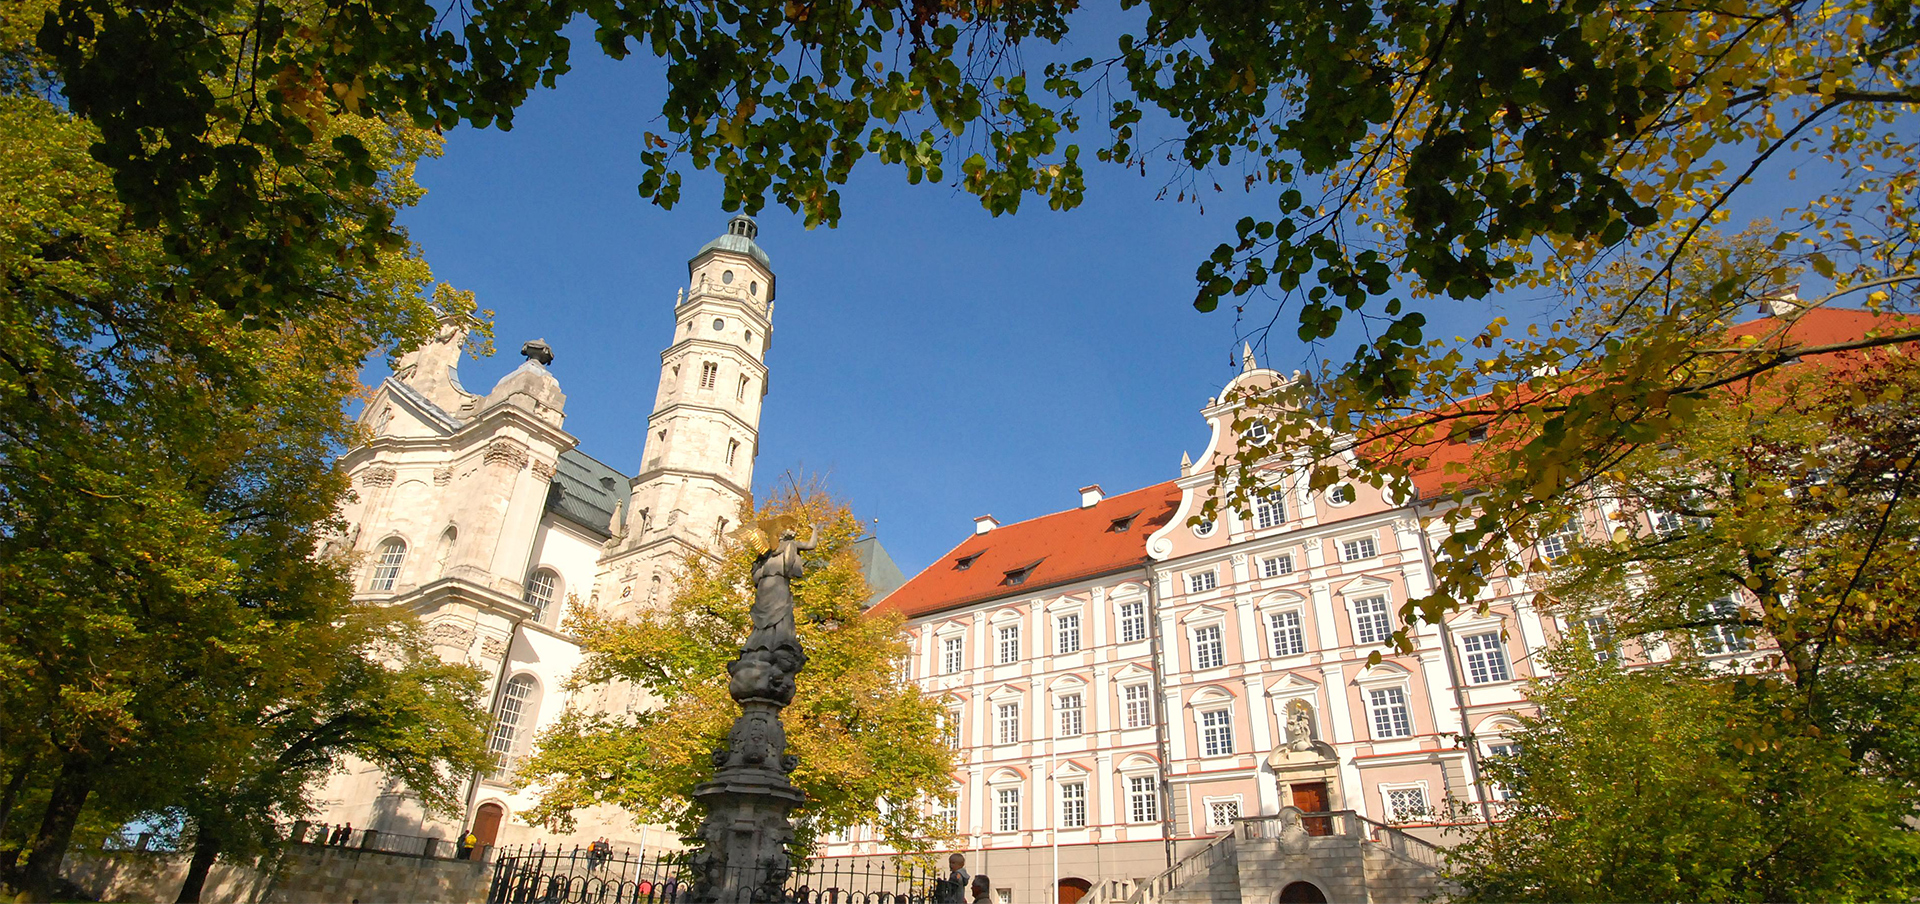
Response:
[689, 214, 772, 272]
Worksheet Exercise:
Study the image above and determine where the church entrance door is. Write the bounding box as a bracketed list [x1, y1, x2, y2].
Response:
[1057, 878, 1092, 903]
[1291, 782, 1332, 836]
[473, 803, 505, 858]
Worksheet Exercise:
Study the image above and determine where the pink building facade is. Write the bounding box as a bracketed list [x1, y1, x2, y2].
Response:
[839, 363, 1576, 903]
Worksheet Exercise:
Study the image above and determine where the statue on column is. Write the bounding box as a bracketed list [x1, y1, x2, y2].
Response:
[685, 513, 817, 903]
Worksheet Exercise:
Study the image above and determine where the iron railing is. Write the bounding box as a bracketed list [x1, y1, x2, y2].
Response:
[487, 845, 938, 904]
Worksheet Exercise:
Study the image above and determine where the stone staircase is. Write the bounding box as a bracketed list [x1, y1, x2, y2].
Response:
[1084, 809, 1447, 904]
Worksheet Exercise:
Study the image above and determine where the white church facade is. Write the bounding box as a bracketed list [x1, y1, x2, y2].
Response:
[313, 216, 849, 854]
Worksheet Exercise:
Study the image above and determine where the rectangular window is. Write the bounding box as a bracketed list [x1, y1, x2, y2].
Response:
[895, 653, 912, 683]
[1341, 536, 1378, 561]
[1119, 601, 1148, 643]
[1485, 743, 1519, 801]
[699, 360, 718, 389]
[942, 707, 962, 749]
[1700, 596, 1751, 654]
[1260, 554, 1294, 578]
[942, 637, 964, 674]
[1651, 510, 1687, 537]
[1462, 631, 1512, 684]
[1056, 613, 1082, 654]
[1539, 522, 1580, 561]
[1255, 493, 1287, 529]
[1352, 596, 1393, 645]
[1188, 570, 1218, 593]
[1582, 615, 1615, 662]
[1193, 624, 1225, 669]
[1128, 776, 1159, 823]
[1267, 611, 1305, 657]
[996, 702, 1021, 745]
[934, 796, 959, 832]
[1057, 694, 1084, 737]
[1207, 799, 1241, 829]
[996, 625, 1021, 664]
[995, 788, 1021, 832]
[1200, 709, 1235, 756]
[1385, 787, 1430, 824]
[1367, 687, 1413, 739]
[1060, 782, 1087, 829]
[1123, 684, 1153, 729]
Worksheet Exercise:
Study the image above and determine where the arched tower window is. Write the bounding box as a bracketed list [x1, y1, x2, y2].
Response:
[726, 439, 740, 466]
[489, 675, 537, 772]
[370, 538, 407, 591]
[524, 569, 558, 624]
[700, 361, 718, 390]
[737, 375, 750, 401]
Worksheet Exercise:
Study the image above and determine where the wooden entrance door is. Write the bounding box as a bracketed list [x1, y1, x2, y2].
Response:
[472, 802, 505, 859]
[1290, 782, 1332, 836]
[1057, 878, 1092, 903]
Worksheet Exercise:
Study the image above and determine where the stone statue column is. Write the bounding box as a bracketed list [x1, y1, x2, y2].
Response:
[686, 525, 815, 903]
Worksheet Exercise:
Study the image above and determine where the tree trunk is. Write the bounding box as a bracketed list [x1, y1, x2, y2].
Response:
[20, 754, 92, 903]
[175, 829, 222, 904]
[0, 748, 36, 849]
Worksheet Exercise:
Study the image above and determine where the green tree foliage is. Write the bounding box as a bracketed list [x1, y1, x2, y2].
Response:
[1444, 651, 1920, 902]
[30, 0, 1920, 638]
[161, 605, 491, 904]
[1444, 340, 1920, 902]
[520, 492, 955, 859]
[0, 8, 487, 896]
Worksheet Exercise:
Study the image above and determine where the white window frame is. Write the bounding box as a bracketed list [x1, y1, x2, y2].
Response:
[1341, 535, 1379, 561]
[995, 787, 1021, 833]
[1381, 784, 1432, 825]
[1461, 630, 1512, 684]
[1365, 686, 1414, 739]
[1198, 707, 1235, 757]
[996, 701, 1021, 745]
[1700, 596, 1751, 654]
[1059, 781, 1087, 829]
[1118, 600, 1148, 643]
[1122, 683, 1153, 729]
[1538, 521, 1581, 561]
[1254, 493, 1286, 529]
[1267, 609, 1306, 657]
[942, 706, 962, 749]
[523, 568, 558, 624]
[1126, 774, 1159, 823]
[1350, 595, 1393, 645]
[1204, 796, 1243, 830]
[369, 538, 408, 591]
[941, 635, 965, 674]
[1056, 693, 1084, 737]
[1192, 623, 1226, 669]
[996, 623, 1021, 664]
[1055, 612, 1082, 654]
[1188, 569, 1218, 593]
[1260, 554, 1294, 578]
[1581, 615, 1616, 662]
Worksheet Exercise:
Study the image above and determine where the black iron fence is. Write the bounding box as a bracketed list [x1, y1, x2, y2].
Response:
[486, 845, 937, 904]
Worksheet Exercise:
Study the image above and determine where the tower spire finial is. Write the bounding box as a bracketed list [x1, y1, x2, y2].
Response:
[1242, 342, 1256, 373]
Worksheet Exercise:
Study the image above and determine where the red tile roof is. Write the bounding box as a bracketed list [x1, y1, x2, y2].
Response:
[1395, 307, 1919, 497]
[872, 481, 1183, 619]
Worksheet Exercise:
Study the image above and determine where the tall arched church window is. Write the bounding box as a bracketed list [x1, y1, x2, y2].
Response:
[489, 676, 536, 773]
[737, 375, 750, 401]
[524, 570, 558, 624]
[370, 539, 407, 591]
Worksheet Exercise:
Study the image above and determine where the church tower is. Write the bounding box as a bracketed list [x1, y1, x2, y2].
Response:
[599, 215, 776, 614]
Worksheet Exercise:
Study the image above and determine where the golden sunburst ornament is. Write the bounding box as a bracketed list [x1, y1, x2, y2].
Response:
[729, 512, 802, 554]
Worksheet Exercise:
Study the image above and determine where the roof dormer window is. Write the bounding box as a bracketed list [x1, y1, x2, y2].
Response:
[1466, 425, 1488, 444]
[1003, 560, 1042, 586]
[1109, 511, 1142, 533]
[955, 552, 982, 571]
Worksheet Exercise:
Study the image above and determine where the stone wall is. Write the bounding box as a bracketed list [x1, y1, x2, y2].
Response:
[63, 842, 494, 904]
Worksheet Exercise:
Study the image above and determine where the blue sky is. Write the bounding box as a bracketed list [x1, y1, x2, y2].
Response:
[390, 18, 1818, 580]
